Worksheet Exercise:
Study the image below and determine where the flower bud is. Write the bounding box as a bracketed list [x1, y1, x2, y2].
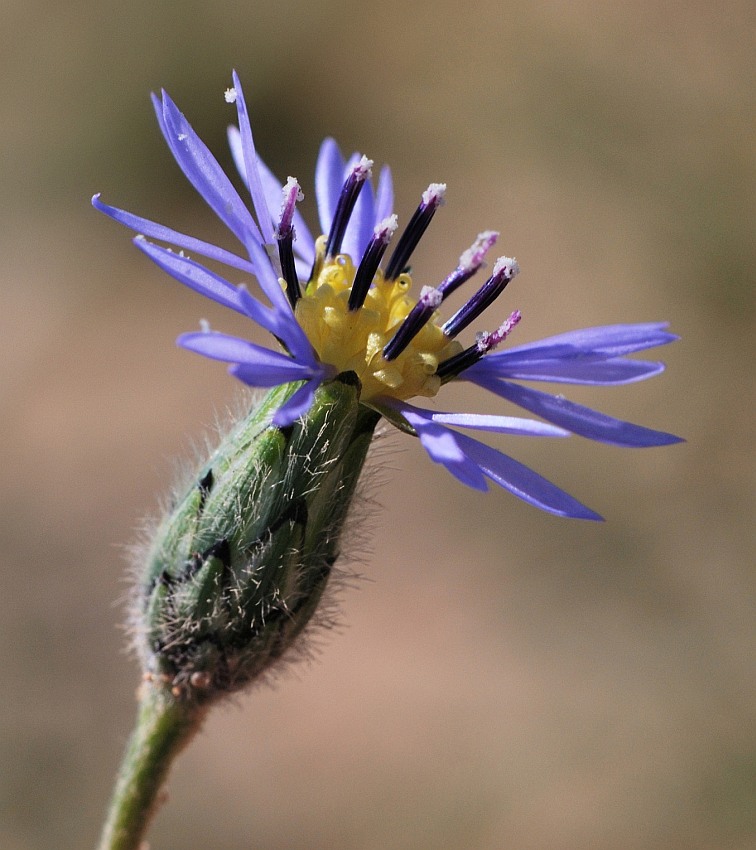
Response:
[135, 374, 377, 703]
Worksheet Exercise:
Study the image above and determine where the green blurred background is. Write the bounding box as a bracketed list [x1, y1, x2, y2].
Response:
[2, 1, 753, 848]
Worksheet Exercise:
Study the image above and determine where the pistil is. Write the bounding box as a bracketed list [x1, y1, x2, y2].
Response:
[325, 156, 373, 258]
[384, 183, 446, 280]
[437, 310, 522, 380]
[276, 177, 304, 307]
[442, 256, 520, 338]
[348, 215, 398, 311]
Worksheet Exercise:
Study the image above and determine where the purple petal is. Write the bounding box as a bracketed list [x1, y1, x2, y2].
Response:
[471, 377, 684, 447]
[395, 404, 488, 490]
[467, 355, 667, 385]
[236, 285, 317, 367]
[253, 159, 316, 264]
[243, 230, 293, 315]
[155, 91, 262, 248]
[295, 256, 312, 280]
[388, 401, 602, 518]
[271, 380, 320, 426]
[227, 126, 317, 265]
[230, 71, 275, 244]
[375, 165, 394, 222]
[179, 331, 315, 383]
[453, 431, 604, 520]
[315, 138, 345, 236]
[135, 239, 248, 315]
[502, 323, 679, 360]
[424, 411, 570, 437]
[93, 195, 257, 275]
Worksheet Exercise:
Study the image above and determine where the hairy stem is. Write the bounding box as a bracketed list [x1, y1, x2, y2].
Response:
[97, 684, 206, 850]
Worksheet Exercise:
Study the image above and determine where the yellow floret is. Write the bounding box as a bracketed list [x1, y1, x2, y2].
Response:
[295, 244, 461, 402]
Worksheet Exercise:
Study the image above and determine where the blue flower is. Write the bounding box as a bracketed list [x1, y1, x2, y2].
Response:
[93, 72, 682, 520]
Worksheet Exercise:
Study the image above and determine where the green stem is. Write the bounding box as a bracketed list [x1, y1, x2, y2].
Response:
[97, 684, 206, 850]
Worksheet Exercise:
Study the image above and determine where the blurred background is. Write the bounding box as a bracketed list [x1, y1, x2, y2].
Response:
[1, 1, 753, 848]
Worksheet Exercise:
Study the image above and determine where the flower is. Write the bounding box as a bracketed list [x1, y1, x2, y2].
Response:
[93, 71, 681, 521]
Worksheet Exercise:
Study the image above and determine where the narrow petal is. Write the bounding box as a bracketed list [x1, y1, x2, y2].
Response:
[230, 71, 275, 244]
[243, 232, 292, 315]
[135, 239, 247, 315]
[236, 285, 317, 367]
[467, 355, 667, 385]
[252, 160, 315, 264]
[424, 411, 570, 437]
[271, 380, 320, 426]
[453, 431, 604, 520]
[156, 91, 263, 247]
[395, 404, 488, 490]
[93, 195, 257, 275]
[471, 377, 684, 447]
[315, 138, 345, 236]
[295, 256, 313, 280]
[501, 323, 679, 360]
[375, 165, 394, 223]
[228, 126, 317, 265]
[389, 401, 602, 518]
[179, 331, 315, 383]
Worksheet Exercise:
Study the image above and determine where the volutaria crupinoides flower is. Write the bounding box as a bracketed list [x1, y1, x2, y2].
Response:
[94, 72, 682, 702]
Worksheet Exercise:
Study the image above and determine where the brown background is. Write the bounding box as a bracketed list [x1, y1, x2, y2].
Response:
[1, 1, 753, 848]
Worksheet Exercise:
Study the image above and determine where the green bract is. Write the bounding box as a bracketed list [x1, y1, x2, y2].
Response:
[138, 374, 378, 703]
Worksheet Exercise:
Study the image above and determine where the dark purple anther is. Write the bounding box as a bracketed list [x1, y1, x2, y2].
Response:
[437, 310, 522, 380]
[325, 156, 373, 258]
[277, 177, 304, 307]
[348, 215, 398, 311]
[384, 183, 446, 281]
[442, 256, 520, 338]
[383, 286, 443, 361]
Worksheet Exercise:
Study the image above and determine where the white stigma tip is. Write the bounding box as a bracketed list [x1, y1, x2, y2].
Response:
[459, 230, 500, 270]
[354, 155, 374, 179]
[422, 183, 447, 206]
[224, 87, 238, 104]
[199, 318, 211, 333]
[375, 214, 399, 241]
[419, 286, 443, 308]
[493, 256, 520, 279]
[282, 176, 304, 203]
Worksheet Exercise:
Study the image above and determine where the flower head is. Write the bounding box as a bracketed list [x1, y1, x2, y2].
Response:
[94, 71, 681, 521]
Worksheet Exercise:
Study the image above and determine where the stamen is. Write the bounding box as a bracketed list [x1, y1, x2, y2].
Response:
[437, 230, 499, 299]
[437, 310, 522, 380]
[325, 156, 373, 259]
[276, 177, 304, 307]
[348, 215, 398, 311]
[383, 286, 443, 361]
[442, 256, 520, 338]
[384, 183, 446, 281]
[224, 88, 238, 104]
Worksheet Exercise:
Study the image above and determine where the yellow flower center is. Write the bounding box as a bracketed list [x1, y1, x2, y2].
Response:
[294, 238, 462, 402]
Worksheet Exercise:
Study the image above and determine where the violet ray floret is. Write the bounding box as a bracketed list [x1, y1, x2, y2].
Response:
[384, 183, 446, 280]
[230, 70, 275, 245]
